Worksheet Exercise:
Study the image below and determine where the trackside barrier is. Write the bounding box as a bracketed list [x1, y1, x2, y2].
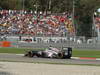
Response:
[8, 42, 99, 50]
[1, 41, 100, 49]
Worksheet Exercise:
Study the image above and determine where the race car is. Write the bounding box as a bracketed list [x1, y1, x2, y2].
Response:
[24, 46, 72, 59]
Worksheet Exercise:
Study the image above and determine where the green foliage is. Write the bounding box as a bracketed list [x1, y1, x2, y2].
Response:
[74, 0, 100, 38]
[50, 0, 72, 13]
[0, 0, 22, 10]
[0, 0, 72, 12]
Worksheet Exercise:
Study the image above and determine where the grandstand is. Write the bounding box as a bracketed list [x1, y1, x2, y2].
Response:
[0, 10, 75, 37]
[0, 9, 100, 49]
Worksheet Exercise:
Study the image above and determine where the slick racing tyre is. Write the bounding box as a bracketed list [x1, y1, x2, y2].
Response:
[57, 52, 63, 59]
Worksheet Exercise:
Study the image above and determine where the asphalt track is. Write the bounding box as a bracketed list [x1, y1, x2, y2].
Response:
[0, 53, 100, 65]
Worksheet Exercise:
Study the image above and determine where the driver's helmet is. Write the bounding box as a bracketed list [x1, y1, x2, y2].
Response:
[48, 45, 53, 50]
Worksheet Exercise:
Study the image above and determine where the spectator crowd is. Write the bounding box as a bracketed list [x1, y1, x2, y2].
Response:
[95, 16, 100, 32]
[0, 10, 75, 36]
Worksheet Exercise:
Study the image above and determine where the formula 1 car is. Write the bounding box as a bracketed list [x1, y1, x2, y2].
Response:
[24, 46, 72, 59]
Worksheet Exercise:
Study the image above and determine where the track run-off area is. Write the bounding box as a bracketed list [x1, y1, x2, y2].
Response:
[0, 53, 100, 65]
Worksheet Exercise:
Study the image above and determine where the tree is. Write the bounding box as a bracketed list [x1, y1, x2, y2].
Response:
[74, 0, 100, 39]
[24, 0, 38, 11]
[0, 0, 22, 10]
[50, 0, 72, 13]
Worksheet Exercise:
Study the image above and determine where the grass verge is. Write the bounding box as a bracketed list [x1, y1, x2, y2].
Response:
[73, 50, 100, 58]
[0, 47, 44, 54]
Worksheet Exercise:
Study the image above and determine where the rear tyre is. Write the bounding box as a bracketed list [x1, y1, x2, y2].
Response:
[58, 52, 63, 59]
